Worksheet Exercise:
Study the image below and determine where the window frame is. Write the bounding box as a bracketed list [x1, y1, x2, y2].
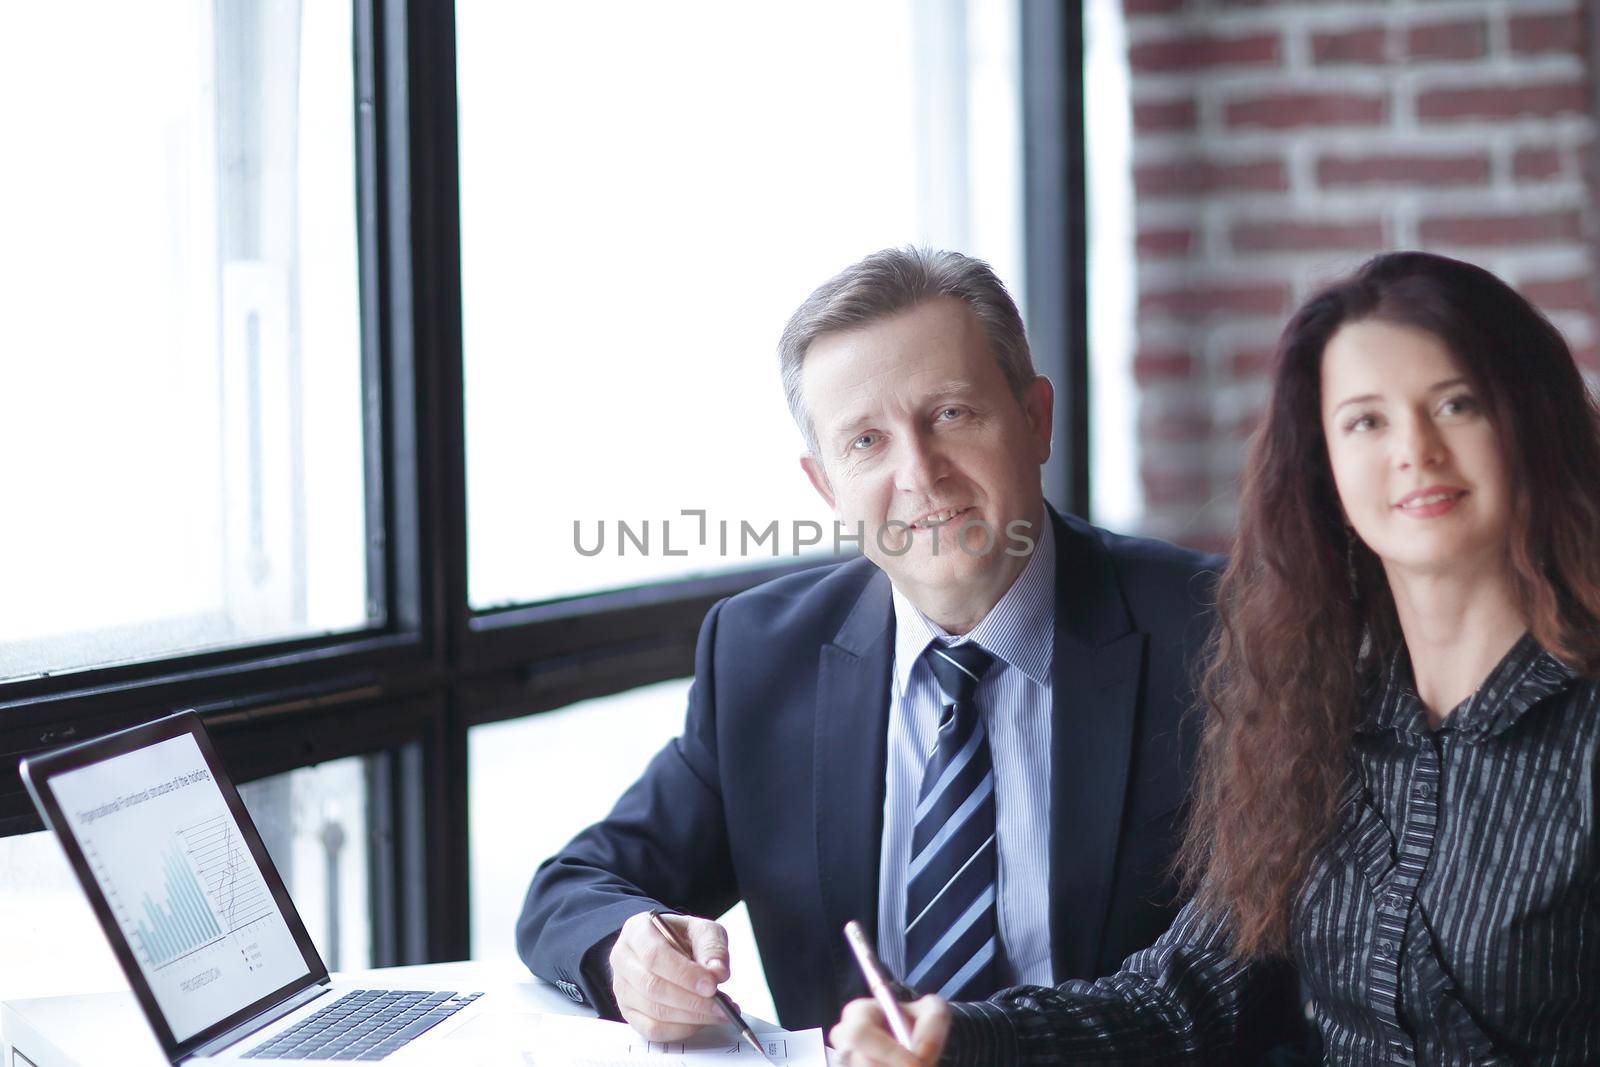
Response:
[1, 0, 1088, 969]
[1023, 0, 1091, 516]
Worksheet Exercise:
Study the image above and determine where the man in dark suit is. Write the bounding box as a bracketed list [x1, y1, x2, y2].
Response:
[517, 248, 1222, 1039]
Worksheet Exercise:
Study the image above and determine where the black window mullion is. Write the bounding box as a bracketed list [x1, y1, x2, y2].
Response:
[1022, 0, 1091, 519]
[400, 0, 472, 963]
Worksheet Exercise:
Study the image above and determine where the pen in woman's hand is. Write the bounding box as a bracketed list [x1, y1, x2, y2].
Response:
[842, 919, 915, 1049]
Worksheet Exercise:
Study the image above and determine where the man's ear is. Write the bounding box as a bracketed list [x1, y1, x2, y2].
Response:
[800, 454, 836, 510]
[1024, 375, 1055, 463]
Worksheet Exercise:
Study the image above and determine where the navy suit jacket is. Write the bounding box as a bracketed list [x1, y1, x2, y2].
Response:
[517, 508, 1222, 1031]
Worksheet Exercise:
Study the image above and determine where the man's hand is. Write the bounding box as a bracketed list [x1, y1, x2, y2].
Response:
[830, 994, 950, 1067]
[609, 912, 732, 1040]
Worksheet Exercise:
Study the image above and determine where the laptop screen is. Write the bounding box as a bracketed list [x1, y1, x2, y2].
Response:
[22, 713, 326, 1059]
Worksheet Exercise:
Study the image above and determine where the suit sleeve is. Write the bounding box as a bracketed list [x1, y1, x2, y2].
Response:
[515, 598, 741, 1016]
[940, 898, 1301, 1066]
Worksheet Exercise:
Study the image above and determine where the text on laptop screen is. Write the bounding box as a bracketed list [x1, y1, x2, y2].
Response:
[49, 732, 311, 1042]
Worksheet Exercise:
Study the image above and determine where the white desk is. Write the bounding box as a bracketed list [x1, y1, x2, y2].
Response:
[0, 961, 581, 1067]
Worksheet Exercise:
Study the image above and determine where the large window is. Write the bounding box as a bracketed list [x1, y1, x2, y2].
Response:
[466, 680, 690, 963]
[0, 3, 369, 682]
[467, 679, 778, 1020]
[456, 0, 1025, 609]
[3, 0, 1079, 981]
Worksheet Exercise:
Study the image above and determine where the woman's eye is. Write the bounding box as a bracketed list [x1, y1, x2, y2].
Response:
[1439, 394, 1479, 417]
[1345, 413, 1379, 433]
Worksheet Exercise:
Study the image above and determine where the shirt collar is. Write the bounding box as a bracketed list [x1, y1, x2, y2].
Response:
[1357, 630, 1577, 740]
[891, 516, 1056, 692]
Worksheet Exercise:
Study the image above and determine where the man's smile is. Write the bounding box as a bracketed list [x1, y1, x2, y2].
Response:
[907, 506, 975, 530]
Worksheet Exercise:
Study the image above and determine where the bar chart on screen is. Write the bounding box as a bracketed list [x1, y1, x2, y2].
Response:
[53, 733, 309, 1041]
[113, 814, 275, 970]
[130, 840, 221, 967]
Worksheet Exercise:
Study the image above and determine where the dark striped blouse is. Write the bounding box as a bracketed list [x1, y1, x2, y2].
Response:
[942, 633, 1600, 1065]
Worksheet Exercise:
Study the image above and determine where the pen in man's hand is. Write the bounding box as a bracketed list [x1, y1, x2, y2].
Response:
[843, 919, 916, 1050]
[647, 910, 779, 1065]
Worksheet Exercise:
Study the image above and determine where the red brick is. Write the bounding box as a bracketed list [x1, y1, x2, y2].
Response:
[1134, 349, 1195, 384]
[1139, 281, 1291, 321]
[1509, 12, 1583, 55]
[1226, 405, 1266, 439]
[1232, 218, 1386, 253]
[1141, 402, 1213, 442]
[1229, 349, 1274, 379]
[1129, 32, 1280, 73]
[1513, 146, 1564, 181]
[1137, 226, 1197, 258]
[1142, 464, 1211, 507]
[1317, 151, 1489, 187]
[1405, 19, 1487, 61]
[1133, 97, 1198, 134]
[1225, 91, 1388, 129]
[1124, 0, 1187, 15]
[1312, 26, 1388, 65]
[1521, 276, 1595, 313]
[1418, 210, 1583, 246]
[1134, 156, 1288, 197]
[1215, 0, 1383, 6]
[1417, 81, 1585, 122]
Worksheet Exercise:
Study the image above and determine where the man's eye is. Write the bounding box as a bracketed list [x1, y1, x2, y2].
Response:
[936, 407, 963, 421]
[851, 433, 878, 450]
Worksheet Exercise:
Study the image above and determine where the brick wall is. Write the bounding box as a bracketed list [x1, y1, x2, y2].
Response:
[1120, 0, 1599, 549]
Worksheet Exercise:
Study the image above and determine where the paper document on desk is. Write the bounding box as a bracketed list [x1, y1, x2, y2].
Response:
[416, 1012, 827, 1067]
[536, 1015, 826, 1066]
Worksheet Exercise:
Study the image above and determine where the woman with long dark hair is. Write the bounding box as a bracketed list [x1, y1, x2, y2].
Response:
[832, 251, 1600, 1064]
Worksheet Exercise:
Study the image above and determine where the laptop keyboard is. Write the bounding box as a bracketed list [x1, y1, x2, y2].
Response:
[243, 989, 483, 1061]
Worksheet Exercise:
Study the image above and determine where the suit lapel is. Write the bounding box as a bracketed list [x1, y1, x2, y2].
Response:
[814, 571, 894, 1016]
[1047, 511, 1148, 980]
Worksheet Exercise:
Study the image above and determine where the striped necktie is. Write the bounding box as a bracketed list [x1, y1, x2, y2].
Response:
[904, 641, 1000, 1000]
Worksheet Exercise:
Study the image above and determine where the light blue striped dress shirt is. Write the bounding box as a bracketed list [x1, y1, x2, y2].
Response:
[876, 518, 1055, 988]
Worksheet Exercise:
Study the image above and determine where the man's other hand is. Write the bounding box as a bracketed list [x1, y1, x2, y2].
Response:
[830, 994, 950, 1067]
[610, 911, 732, 1040]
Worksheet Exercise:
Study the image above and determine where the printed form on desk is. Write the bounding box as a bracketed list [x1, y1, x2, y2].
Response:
[394, 1011, 830, 1067]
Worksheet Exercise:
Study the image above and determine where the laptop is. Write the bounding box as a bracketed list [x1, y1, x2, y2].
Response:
[19, 711, 494, 1064]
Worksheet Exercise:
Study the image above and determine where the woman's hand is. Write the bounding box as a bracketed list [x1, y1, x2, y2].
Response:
[830, 994, 951, 1066]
